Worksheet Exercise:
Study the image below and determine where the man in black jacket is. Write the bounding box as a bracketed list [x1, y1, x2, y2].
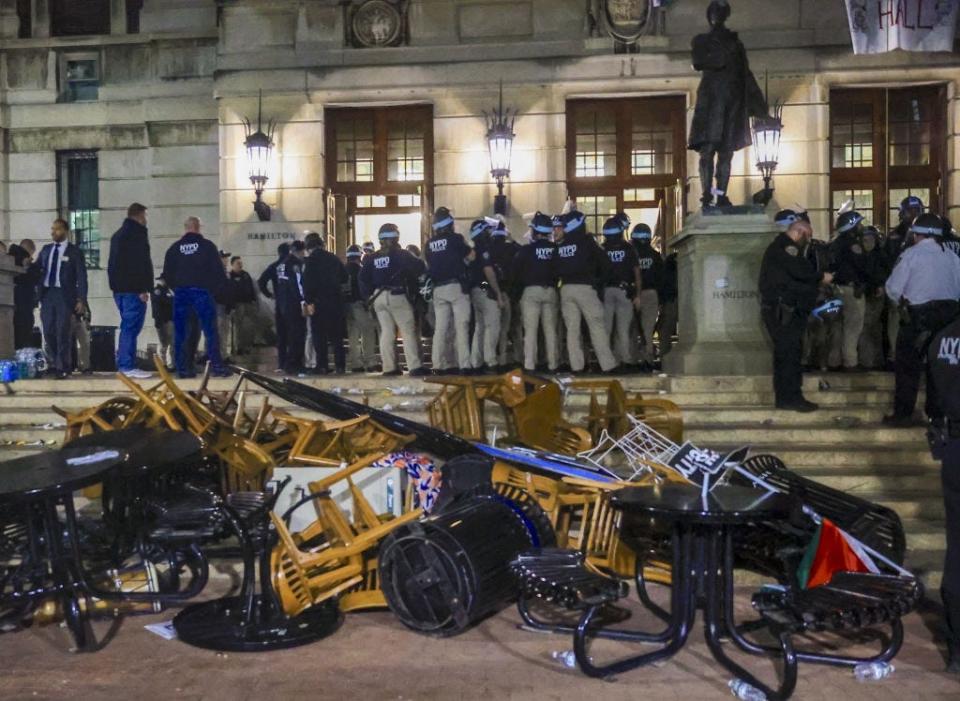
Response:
[257, 242, 290, 372]
[302, 232, 348, 374]
[107, 203, 153, 378]
[37, 219, 88, 379]
[9, 239, 38, 349]
[162, 216, 229, 378]
[228, 256, 257, 355]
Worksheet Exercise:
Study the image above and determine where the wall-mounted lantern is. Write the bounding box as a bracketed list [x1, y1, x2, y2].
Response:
[484, 81, 516, 216]
[243, 90, 276, 222]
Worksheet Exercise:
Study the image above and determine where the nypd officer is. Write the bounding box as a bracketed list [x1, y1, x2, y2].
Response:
[883, 213, 960, 426]
[360, 223, 428, 377]
[759, 218, 834, 411]
[830, 211, 870, 371]
[467, 218, 505, 373]
[555, 209, 618, 374]
[514, 212, 559, 372]
[161, 216, 230, 378]
[257, 242, 290, 372]
[885, 196, 925, 363]
[601, 216, 641, 367]
[928, 312, 960, 674]
[344, 244, 378, 372]
[424, 207, 473, 374]
[276, 240, 308, 375]
[631, 223, 664, 370]
[490, 221, 522, 368]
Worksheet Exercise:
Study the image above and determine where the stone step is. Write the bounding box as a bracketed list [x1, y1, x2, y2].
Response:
[788, 470, 941, 495]
[686, 423, 930, 446]
[875, 494, 945, 520]
[708, 444, 937, 469]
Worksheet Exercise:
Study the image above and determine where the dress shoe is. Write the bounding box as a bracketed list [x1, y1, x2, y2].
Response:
[775, 399, 819, 413]
[408, 367, 430, 377]
[381, 369, 402, 377]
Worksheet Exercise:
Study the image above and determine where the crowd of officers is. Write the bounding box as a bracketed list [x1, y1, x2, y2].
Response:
[256, 206, 679, 379]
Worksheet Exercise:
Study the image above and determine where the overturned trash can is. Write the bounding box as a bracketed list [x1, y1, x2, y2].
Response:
[379, 487, 555, 636]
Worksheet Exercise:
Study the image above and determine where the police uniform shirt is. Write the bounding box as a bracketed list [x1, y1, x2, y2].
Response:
[944, 232, 960, 259]
[514, 239, 557, 288]
[758, 233, 821, 312]
[276, 253, 305, 309]
[555, 231, 606, 286]
[161, 233, 224, 293]
[360, 248, 425, 298]
[830, 231, 869, 286]
[468, 238, 496, 289]
[346, 260, 363, 303]
[633, 242, 664, 291]
[885, 238, 960, 306]
[490, 237, 521, 285]
[425, 232, 470, 285]
[602, 239, 639, 287]
[929, 316, 960, 420]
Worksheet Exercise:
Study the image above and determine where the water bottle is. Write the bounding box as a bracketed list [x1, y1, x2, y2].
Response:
[729, 679, 766, 701]
[550, 650, 577, 669]
[853, 661, 894, 682]
[386, 477, 395, 514]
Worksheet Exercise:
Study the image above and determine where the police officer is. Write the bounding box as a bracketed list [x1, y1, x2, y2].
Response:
[257, 242, 290, 372]
[927, 313, 960, 674]
[302, 232, 348, 375]
[885, 196, 925, 365]
[359, 223, 428, 377]
[759, 218, 835, 411]
[631, 223, 664, 371]
[859, 226, 890, 369]
[883, 213, 960, 427]
[943, 216, 960, 258]
[276, 240, 307, 375]
[515, 212, 559, 372]
[344, 244, 378, 372]
[467, 219, 506, 374]
[424, 207, 473, 374]
[830, 211, 870, 371]
[555, 209, 618, 374]
[490, 222, 522, 369]
[161, 216, 229, 378]
[601, 216, 641, 367]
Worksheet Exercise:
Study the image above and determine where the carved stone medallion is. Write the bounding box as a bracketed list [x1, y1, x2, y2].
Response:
[351, 0, 403, 48]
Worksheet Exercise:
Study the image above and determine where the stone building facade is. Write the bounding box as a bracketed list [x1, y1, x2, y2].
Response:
[1, 0, 958, 351]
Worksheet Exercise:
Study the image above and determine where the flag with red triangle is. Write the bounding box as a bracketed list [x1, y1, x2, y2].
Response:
[796, 517, 879, 589]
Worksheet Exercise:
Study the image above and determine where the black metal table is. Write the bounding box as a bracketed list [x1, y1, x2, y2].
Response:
[577, 483, 800, 700]
[0, 445, 128, 650]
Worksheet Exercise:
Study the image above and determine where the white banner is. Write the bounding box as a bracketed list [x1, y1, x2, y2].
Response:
[846, 0, 959, 54]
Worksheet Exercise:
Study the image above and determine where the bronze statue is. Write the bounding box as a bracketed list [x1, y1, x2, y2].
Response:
[688, 0, 768, 208]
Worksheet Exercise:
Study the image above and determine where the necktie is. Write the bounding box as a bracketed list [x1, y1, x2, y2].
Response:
[46, 244, 60, 288]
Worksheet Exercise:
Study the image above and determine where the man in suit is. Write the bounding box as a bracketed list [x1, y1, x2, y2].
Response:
[37, 219, 88, 379]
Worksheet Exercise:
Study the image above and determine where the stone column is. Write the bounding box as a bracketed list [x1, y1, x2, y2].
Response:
[662, 209, 776, 376]
[0, 255, 18, 360]
[0, 0, 19, 38]
[32, 0, 48, 38]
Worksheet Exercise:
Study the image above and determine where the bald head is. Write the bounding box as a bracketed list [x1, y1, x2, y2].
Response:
[184, 216, 201, 233]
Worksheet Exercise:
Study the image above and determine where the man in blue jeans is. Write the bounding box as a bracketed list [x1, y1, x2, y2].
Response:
[161, 216, 230, 378]
[107, 202, 154, 378]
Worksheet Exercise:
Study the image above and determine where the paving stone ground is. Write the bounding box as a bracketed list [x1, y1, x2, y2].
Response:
[1, 577, 957, 701]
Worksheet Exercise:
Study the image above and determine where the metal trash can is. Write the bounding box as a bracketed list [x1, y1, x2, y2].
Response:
[90, 326, 117, 372]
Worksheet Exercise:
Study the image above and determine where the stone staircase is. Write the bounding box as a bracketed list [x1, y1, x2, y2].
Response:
[0, 370, 943, 590]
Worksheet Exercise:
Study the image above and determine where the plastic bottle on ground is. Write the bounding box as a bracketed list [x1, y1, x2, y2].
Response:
[550, 650, 577, 669]
[853, 661, 894, 682]
[729, 679, 766, 701]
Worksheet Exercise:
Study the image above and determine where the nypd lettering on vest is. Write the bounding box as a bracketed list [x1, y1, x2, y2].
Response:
[638, 257, 653, 270]
[276, 263, 289, 281]
[180, 243, 200, 255]
[428, 239, 448, 254]
[938, 336, 960, 366]
[375, 256, 391, 270]
[558, 244, 578, 258]
[608, 250, 626, 264]
[535, 247, 554, 261]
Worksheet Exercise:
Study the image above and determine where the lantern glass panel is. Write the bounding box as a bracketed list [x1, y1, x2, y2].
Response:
[488, 133, 513, 176]
[247, 142, 271, 182]
[751, 119, 782, 170]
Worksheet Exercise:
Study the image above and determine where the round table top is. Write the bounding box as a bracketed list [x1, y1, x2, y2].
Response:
[66, 428, 202, 478]
[0, 445, 128, 503]
[610, 483, 796, 526]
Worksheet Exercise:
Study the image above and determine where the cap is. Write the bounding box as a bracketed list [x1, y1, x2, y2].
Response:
[492, 222, 509, 237]
[602, 216, 625, 237]
[561, 209, 586, 234]
[910, 212, 944, 237]
[432, 206, 454, 231]
[836, 211, 864, 234]
[346, 244, 363, 258]
[630, 223, 652, 240]
[774, 209, 800, 229]
[378, 223, 400, 240]
[530, 212, 554, 235]
[900, 195, 925, 213]
[469, 219, 491, 239]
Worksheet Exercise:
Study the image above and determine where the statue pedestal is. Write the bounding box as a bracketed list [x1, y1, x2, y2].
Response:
[663, 210, 775, 376]
[0, 255, 18, 360]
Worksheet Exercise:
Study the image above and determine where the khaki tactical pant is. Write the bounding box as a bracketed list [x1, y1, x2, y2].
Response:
[347, 301, 378, 370]
[520, 286, 559, 371]
[561, 284, 618, 372]
[858, 292, 885, 369]
[373, 292, 421, 373]
[432, 283, 472, 371]
[635, 289, 659, 363]
[497, 300, 512, 367]
[603, 287, 636, 365]
[835, 284, 866, 369]
[470, 288, 501, 369]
